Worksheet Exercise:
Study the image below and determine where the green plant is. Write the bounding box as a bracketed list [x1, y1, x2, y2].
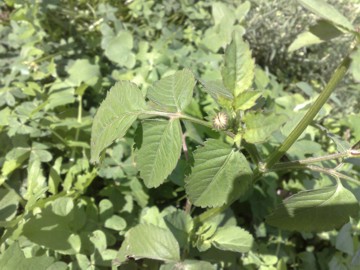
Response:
[1, 0, 360, 269]
[90, 1, 360, 268]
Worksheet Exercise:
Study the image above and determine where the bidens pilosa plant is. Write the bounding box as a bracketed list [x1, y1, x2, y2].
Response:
[90, 0, 360, 268]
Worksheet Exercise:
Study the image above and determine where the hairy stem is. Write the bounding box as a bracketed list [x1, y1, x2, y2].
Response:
[264, 55, 352, 170]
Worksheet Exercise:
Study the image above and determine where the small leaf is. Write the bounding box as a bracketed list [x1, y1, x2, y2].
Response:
[115, 224, 180, 264]
[164, 210, 194, 248]
[66, 59, 100, 86]
[336, 223, 354, 255]
[147, 69, 195, 112]
[266, 183, 359, 232]
[135, 119, 182, 188]
[51, 197, 74, 217]
[185, 139, 252, 207]
[243, 113, 287, 143]
[211, 226, 253, 253]
[104, 215, 127, 231]
[297, 0, 354, 31]
[91, 81, 147, 163]
[234, 91, 262, 111]
[350, 48, 360, 82]
[288, 20, 343, 52]
[222, 30, 255, 97]
[104, 31, 136, 68]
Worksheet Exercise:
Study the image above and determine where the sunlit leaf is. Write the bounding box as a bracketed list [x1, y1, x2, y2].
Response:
[115, 224, 180, 265]
[211, 226, 253, 253]
[147, 69, 195, 112]
[91, 81, 147, 163]
[185, 139, 252, 207]
[135, 119, 182, 188]
[222, 30, 255, 96]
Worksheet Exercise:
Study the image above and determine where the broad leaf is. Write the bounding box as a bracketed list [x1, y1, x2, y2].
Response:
[147, 69, 195, 112]
[135, 119, 182, 188]
[288, 20, 343, 52]
[91, 81, 147, 163]
[266, 183, 359, 232]
[185, 139, 252, 207]
[222, 30, 255, 97]
[199, 79, 233, 105]
[243, 113, 287, 143]
[211, 226, 253, 253]
[115, 224, 180, 265]
[0, 243, 54, 270]
[297, 0, 354, 31]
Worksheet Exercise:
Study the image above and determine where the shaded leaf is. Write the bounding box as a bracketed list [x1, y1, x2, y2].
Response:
[147, 69, 195, 112]
[266, 183, 359, 232]
[0, 242, 54, 270]
[91, 81, 147, 163]
[185, 139, 252, 207]
[288, 20, 343, 52]
[243, 113, 287, 143]
[135, 119, 182, 188]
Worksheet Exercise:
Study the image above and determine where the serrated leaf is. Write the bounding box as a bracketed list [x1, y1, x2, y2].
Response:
[234, 91, 262, 111]
[211, 226, 253, 253]
[185, 139, 252, 208]
[288, 20, 343, 52]
[243, 113, 287, 143]
[115, 224, 180, 264]
[135, 119, 182, 188]
[222, 30, 255, 97]
[266, 183, 359, 232]
[147, 69, 195, 112]
[91, 81, 147, 163]
[297, 0, 354, 31]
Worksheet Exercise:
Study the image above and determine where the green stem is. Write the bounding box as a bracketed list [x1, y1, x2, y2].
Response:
[264, 55, 352, 170]
[271, 163, 360, 186]
[271, 151, 351, 170]
[71, 94, 83, 160]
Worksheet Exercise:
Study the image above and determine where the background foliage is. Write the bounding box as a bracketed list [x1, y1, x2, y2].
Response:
[0, 0, 360, 269]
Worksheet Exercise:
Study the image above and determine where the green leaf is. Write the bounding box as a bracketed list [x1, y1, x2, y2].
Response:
[288, 20, 343, 52]
[135, 119, 182, 188]
[115, 224, 180, 265]
[104, 215, 127, 231]
[297, 0, 354, 31]
[199, 80, 234, 105]
[185, 139, 252, 208]
[350, 48, 360, 82]
[66, 59, 100, 87]
[51, 197, 74, 217]
[161, 260, 215, 270]
[210, 226, 253, 253]
[222, 30, 255, 97]
[147, 69, 195, 112]
[234, 91, 262, 111]
[266, 183, 359, 232]
[0, 188, 19, 223]
[104, 31, 136, 68]
[243, 113, 287, 144]
[91, 81, 147, 163]
[336, 223, 353, 255]
[0, 242, 54, 270]
[164, 210, 194, 248]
